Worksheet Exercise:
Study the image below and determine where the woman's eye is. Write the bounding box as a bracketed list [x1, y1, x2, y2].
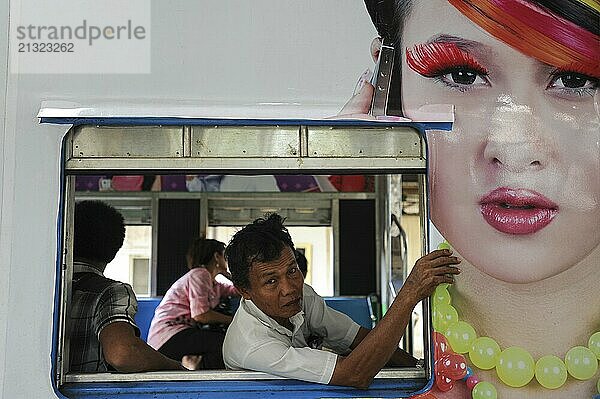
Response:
[437, 67, 489, 90]
[265, 278, 276, 285]
[289, 267, 297, 274]
[548, 72, 597, 90]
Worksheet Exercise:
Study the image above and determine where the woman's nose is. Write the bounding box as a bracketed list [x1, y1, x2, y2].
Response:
[483, 139, 546, 173]
[483, 95, 553, 173]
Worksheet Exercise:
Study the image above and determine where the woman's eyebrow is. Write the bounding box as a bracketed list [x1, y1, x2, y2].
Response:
[427, 34, 488, 52]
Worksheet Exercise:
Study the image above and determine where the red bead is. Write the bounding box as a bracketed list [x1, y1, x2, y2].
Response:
[436, 375, 454, 392]
[466, 375, 480, 390]
[444, 353, 468, 380]
[434, 331, 451, 359]
[434, 354, 451, 376]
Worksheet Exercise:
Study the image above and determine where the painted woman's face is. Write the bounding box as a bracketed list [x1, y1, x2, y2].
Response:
[401, 0, 599, 283]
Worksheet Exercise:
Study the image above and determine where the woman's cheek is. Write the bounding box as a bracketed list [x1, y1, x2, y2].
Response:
[427, 131, 461, 227]
[426, 121, 487, 233]
[554, 108, 600, 209]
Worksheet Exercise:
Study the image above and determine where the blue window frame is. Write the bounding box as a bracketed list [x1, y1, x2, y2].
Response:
[49, 118, 451, 399]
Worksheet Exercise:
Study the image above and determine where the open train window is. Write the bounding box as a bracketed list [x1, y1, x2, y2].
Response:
[53, 122, 440, 398]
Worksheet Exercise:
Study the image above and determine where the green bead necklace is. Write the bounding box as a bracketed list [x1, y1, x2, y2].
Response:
[432, 284, 600, 392]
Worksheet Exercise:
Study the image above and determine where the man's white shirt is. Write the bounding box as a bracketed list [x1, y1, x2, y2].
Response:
[223, 284, 361, 384]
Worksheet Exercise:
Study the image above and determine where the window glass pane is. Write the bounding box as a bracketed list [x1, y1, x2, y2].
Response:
[104, 225, 152, 297]
[132, 258, 150, 296]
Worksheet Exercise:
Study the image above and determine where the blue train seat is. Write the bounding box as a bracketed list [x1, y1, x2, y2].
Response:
[232, 296, 375, 329]
[135, 297, 162, 342]
[324, 296, 376, 329]
[134, 295, 376, 342]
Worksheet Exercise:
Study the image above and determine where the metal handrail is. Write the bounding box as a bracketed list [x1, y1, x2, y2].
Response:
[391, 213, 413, 355]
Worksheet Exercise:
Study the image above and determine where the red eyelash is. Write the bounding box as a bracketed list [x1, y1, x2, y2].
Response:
[406, 42, 488, 77]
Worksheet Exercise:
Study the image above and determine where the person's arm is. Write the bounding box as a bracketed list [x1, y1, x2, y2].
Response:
[99, 322, 185, 372]
[349, 327, 418, 367]
[348, 326, 369, 349]
[187, 269, 234, 325]
[329, 249, 460, 388]
[217, 275, 240, 297]
[387, 347, 419, 367]
[193, 310, 233, 325]
[229, 340, 340, 385]
[94, 283, 184, 372]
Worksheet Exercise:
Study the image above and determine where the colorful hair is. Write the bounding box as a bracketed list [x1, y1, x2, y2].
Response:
[447, 0, 600, 77]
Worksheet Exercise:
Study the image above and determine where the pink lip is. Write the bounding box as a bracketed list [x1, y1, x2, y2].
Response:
[479, 187, 558, 235]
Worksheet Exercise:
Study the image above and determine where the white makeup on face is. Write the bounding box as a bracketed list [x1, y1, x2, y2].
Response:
[495, 94, 531, 114]
[401, 0, 600, 283]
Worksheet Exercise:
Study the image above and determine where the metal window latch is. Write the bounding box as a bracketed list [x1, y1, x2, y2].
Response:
[370, 43, 395, 117]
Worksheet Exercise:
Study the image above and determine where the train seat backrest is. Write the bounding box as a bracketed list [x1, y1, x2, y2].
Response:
[323, 297, 376, 330]
[135, 297, 163, 342]
[134, 296, 375, 342]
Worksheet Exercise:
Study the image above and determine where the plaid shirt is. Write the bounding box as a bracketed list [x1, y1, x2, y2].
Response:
[69, 261, 140, 372]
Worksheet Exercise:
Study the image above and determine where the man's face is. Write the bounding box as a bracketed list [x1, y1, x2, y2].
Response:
[240, 246, 304, 326]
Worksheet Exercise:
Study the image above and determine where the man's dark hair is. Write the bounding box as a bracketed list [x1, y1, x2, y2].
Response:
[225, 213, 295, 289]
[187, 238, 225, 270]
[294, 249, 308, 280]
[74, 200, 126, 264]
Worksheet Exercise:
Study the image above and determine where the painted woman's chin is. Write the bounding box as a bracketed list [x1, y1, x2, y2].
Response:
[455, 242, 585, 284]
[478, 265, 562, 284]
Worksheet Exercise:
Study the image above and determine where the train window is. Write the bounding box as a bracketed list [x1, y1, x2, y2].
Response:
[55, 123, 435, 398]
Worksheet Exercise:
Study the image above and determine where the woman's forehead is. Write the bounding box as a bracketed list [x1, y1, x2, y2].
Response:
[403, 0, 498, 47]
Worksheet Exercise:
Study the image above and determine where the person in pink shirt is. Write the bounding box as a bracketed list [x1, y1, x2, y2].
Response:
[147, 238, 238, 369]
